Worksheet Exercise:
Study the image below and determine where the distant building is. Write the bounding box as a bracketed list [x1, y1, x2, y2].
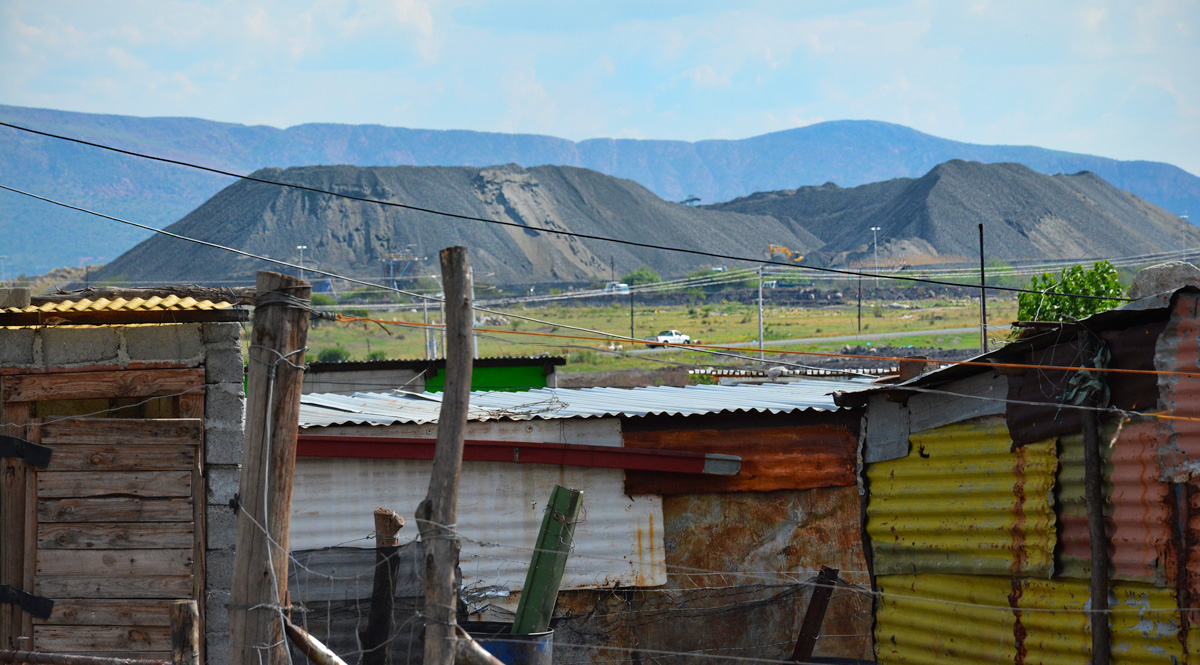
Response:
[301, 355, 566, 395]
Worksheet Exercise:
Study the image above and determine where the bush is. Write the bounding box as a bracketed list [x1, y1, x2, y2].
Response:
[366, 350, 388, 361]
[310, 293, 336, 307]
[317, 346, 351, 362]
[1017, 260, 1124, 322]
[621, 266, 662, 286]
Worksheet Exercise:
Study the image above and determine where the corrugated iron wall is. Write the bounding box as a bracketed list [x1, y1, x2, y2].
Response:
[866, 418, 1058, 578]
[875, 574, 1186, 664]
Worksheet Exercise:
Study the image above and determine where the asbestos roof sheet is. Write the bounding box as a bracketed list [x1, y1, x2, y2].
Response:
[299, 379, 869, 428]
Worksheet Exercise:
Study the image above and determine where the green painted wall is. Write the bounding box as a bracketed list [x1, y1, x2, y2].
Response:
[424, 364, 549, 392]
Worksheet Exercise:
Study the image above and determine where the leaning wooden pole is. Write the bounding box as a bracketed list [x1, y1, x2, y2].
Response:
[1082, 401, 1111, 665]
[417, 247, 474, 665]
[229, 271, 311, 665]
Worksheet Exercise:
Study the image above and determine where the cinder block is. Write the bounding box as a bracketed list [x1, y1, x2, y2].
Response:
[42, 326, 120, 366]
[207, 503, 239, 551]
[125, 324, 203, 362]
[202, 322, 243, 345]
[205, 588, 231, 634]
[205, 427, 245, 465]
[206, 383, 246, 428]
[205, 347, 246, 384]
[206, 549, 237, 591]
[206, 464, 241, 507]
[0, 329, 37, 367]
[204, 631, 230, 665]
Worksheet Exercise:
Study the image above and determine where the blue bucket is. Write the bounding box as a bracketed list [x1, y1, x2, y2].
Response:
[463, 622, 553, 665]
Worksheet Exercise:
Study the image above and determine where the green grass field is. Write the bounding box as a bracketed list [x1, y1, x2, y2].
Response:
[294, 294, 1018, 374]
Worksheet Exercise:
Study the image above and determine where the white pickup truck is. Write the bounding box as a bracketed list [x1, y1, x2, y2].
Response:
[646, 329, 691, 348]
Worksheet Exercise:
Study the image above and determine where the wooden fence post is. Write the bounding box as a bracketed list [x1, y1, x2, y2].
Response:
[416, 247, 473, 665]
[511, 485, 583, 635]
[790, 566, 840, 663]
[169, 600, 200, 665]
[229, 271, 311, 665]
[360, 508, 405, 665]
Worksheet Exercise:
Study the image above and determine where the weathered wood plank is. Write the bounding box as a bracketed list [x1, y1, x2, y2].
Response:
[34, 600, 173, 626]
[37, 549, 193, 577]
[39, 523, 195, 550]
[41, 419, 202, 446]
[39, 498, 194, 523]
[34, 625, 172, 651]
[0, 400, 31, 646]
[176, 393, 204, 420]
[36, 575, 193, 599]
[45, 445, 195, 471]
[38, 471, 193, 498]
[3, 369, 204, 402]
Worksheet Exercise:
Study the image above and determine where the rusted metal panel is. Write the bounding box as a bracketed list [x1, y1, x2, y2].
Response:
[875, 574, 1186, 665]
[1056, 421, 1173, 584]
[867, 417, 1057, 577]
[1006, 320, 1165, 447]
[623, 421, 856, 494]
[1156, 290, 1200, 483]
[864, 395, 909, 463]
[907, 371, 1007, 434]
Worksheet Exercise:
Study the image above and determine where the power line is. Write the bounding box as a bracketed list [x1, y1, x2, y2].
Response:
[0, 120, 1133, 302]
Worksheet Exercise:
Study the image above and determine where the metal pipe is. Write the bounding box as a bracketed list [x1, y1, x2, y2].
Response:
[0, 651, 169, 665]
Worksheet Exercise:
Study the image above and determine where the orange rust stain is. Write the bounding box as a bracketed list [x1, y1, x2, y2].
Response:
[1010, 445, 1028, 576]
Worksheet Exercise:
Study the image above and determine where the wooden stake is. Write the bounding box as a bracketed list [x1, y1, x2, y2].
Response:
[511, 485, 583, 635]
[169, 600, 200, 665]
[229, 271, 311, 665]
[416, 247, 474, 665]
[1083, 396, 1110, 665]
[360, 508, 405, 665]
[790, 566, 839, 663]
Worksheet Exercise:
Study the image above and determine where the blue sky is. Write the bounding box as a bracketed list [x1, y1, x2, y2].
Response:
[2, 0, 1198, 173]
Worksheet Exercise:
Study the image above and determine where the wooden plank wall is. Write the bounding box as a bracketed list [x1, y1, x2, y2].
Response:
[1, 368, 206, 660]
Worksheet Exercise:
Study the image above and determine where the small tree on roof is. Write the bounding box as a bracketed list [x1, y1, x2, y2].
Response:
[1017, 260, 1125, 323]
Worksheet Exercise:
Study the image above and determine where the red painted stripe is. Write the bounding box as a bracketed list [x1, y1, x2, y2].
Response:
[296, 434, 731, 474]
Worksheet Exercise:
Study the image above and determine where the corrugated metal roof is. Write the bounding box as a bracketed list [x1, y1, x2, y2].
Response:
[867, 417, 1058, 578]
[299, 380, 869, 428]
[3, 296, 237, 313]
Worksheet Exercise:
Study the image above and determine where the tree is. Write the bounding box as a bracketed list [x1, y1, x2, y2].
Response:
[621, 266, 662, 286]
[1017, 260, 1125, 322]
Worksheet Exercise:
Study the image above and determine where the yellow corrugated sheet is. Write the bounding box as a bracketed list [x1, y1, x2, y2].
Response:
[876, 574, 1187, 664]
[3, 296, 235, 313]
[867, 417, 1058, 577]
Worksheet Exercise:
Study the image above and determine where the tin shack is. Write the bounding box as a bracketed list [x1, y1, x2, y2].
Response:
[838, 286, 1200, 664]
[291, 381, 875, 664]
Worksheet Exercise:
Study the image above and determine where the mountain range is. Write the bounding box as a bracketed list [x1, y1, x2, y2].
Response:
[93, 160, 1199, 287]
[1, 104, 1197, 277]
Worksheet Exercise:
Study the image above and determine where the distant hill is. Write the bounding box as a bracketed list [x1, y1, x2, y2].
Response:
[93, 161, 1197, 287]
[709, 160, 1200, 266]
[92, 164, 820, 285]
[2, 104, 1197, 276]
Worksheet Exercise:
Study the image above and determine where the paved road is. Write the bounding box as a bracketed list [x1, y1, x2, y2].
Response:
[628, 326, 980, 354]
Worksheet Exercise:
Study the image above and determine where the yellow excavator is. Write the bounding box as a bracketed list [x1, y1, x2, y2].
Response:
[768, 244, 804, 262]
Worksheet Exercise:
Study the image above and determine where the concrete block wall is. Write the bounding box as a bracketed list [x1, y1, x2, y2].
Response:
[0, 322, 245, 665]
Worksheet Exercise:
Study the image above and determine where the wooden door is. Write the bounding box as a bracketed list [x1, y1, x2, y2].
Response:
[1, 368, 206, 660]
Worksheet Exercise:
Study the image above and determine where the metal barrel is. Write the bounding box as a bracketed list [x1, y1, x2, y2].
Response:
[462, 622, 553, 665]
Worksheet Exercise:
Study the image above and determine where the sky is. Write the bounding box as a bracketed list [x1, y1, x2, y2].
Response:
[1, 0, 1198, 174]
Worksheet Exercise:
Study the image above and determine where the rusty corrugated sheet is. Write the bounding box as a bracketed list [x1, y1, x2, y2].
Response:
[1056, 421, 1173, 584]
[622, 411, 858, 494]
[875, 574, 1186, 664]
[867, 417, 1057, 577]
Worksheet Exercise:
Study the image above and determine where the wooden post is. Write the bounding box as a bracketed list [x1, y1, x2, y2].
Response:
[790, 566, 840, 663]
[360, 508, 405, 665]
[169, 600, 200, 665]
[511, 485, 583, 635]
[229, 271, 311, 665]
[1083, 401, 1110, 665]
[416, 247, 474, 665]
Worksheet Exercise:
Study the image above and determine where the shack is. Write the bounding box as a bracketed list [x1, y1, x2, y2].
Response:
[301, 355, 566, 394]
[837, 285, 1200, 663]
[0, 288, 248, 665]
[292, 381, 875, 663]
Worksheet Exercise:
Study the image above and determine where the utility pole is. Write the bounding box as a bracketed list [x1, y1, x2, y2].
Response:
[978, 223, 988, 353]
[296, 245, 308, 281]
[0, 255, 7, 284]
[758, 265, 765, 361]
[610, 256, 615, 283]
[870, 227, 881, 284]
[230, 271, 311, 665]
[469, 267, 478, 360]
[423, 297, 432, 360]
[857, 273, 862, 335]
[416, 246, 474, 665]
[629, 289, 634, 341]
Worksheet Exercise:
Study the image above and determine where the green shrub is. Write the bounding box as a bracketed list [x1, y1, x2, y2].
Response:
[317, 346, 351, 362]
[1017, 260, 1124, 322]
